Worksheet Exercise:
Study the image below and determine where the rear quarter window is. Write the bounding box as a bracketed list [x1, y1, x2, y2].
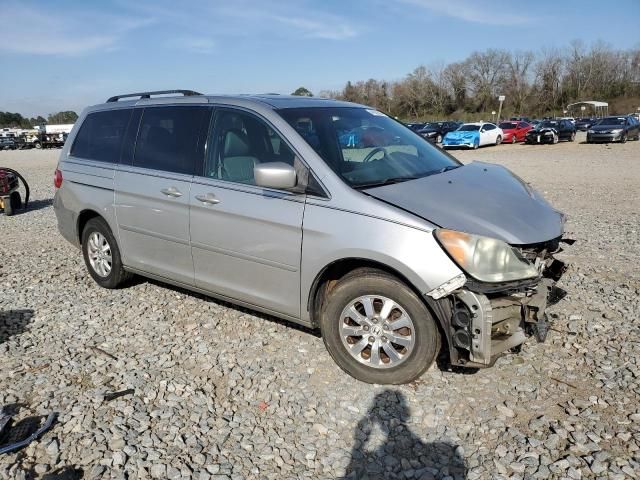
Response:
[71, 109, 132, 163]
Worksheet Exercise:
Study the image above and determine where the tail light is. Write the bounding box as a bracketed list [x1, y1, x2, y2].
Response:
[54, 168, 63, 189]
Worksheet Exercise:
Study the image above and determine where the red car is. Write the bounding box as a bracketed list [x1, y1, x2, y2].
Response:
[498, 121, 532, 143]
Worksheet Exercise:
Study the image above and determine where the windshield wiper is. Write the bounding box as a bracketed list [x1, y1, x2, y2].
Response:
[439, 165, 460, 173]
[353, 176, 419, 189]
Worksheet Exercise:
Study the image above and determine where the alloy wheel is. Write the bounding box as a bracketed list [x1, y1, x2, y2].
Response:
[339, 295, 415, 369]
[87, 232, 112, 277]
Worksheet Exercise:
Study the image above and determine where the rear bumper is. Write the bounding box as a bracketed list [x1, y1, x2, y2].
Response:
[54, 191, 79, 248]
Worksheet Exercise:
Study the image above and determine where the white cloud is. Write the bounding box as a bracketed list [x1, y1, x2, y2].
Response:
[398, 0, 534, 25]
[214, 2, 359, 40]
[0, 3, 152, 56]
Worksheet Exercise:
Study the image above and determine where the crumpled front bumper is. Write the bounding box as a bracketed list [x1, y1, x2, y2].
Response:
[432, 240, 571, 368]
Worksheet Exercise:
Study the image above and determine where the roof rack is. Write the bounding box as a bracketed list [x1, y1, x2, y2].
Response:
[106, 90, 203, 103]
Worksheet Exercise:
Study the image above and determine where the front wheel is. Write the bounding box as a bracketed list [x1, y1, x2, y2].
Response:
[569, 132, 576, 142]
[620, 133, 627, 144]
[473, 139, 479, 149]
[553, 134, 559, 144]
[511, 135, 517, 144]
[81, 217, 132, 288]
[436, 134, 442, 143]
[320, 269, 440, 384]
[495, 135, 502, 145]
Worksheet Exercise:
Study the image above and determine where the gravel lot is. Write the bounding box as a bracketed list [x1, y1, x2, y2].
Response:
[1, 134, 639, 479]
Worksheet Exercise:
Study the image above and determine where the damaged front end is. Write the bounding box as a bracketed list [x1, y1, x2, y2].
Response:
[430, 236, 572, 368]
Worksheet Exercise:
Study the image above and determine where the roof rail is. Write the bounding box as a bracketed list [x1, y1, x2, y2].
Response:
[106, 90, 203, 103]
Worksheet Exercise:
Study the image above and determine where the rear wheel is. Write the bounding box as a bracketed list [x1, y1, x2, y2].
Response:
[81, 217, 132, 288]
[4, 192, 21, 216]
[495, 135, 502, 145]
[320, 269, 440, 384]
[569, 132, 576, 142]
[620, 133, 627, 144]
[511, 135, 517, 144]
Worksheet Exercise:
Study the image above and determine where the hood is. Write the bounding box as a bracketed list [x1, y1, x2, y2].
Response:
[365, 162, 564, 245]
[591, 125, 622, 131]
[529, 127, 556, 134]
[446, 130, 477, 139]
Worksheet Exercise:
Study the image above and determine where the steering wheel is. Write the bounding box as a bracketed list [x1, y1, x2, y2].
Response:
[363, 146, 389, 163]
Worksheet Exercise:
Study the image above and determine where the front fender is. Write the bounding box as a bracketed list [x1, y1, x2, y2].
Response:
[300, 203, 463, 323]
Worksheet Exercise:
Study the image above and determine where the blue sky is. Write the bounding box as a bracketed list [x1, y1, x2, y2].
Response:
[1, 0, 639, 117]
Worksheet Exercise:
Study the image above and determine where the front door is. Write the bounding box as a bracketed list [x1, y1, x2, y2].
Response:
[115, 105, 210, 284]
[190, 108, 305, 317]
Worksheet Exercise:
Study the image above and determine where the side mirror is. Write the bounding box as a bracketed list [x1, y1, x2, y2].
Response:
[254, 162, 297, 190]
[480, 129, 485, 133]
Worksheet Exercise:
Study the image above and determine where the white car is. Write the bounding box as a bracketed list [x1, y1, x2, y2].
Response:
[442, 122, 504, 149]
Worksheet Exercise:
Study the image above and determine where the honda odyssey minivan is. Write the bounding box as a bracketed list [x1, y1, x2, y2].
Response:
[54, 90, 569, 384]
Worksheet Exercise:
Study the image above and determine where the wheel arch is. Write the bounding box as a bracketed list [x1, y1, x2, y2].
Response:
[307, 257, 444, 328]
[76, 209, 103, 243]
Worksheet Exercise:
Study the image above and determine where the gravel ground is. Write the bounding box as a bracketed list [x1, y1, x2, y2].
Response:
[1, 133, 639, 479]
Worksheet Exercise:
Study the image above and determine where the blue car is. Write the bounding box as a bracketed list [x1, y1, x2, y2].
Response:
[442, 122, 503, 149]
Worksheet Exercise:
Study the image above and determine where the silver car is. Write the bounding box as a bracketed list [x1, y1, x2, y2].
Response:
[54, 90, 569, 384]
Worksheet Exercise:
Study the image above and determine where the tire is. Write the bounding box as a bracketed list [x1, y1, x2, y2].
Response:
[620, 133, 627, 144]
[473, 139, 479, 149]
[436, 134, 442, 143]
[320, 269, 441, 384]
[4, 192, 21, 216]
[553, 134, 559, 144]
[81, 217, 132, 288]
[495, 135, 502, 145]
[511, 135, 517, 144]
[34, 142, 42, 149]
[569, 132, 576, 142]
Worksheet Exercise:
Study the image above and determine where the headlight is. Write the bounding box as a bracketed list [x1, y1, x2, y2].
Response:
[611, 129, 623, 134]
[587, 129, 594, 134]
[435, 229, 539, 283]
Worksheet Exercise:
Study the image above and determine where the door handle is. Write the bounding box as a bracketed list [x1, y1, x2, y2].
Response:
[161, 187, 182, 198]
[195, 193, 220, 205]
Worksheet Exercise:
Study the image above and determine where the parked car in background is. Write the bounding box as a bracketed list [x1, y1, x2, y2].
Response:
[525, 119, 576, 144]
[54, 90, 570, 385]
[586, 116, 640, 143]
[442, 122, 503, 149]
[575, 117, 596, 131]
[339, 125, 399, 148]
[416, 121, 461, 143]
[0, 135, 16, 150]
[498, 121, 532, 143]
[405, 122, 426, 132]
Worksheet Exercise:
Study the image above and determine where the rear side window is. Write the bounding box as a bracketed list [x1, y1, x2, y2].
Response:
[134, 106, 208, 175]
[71, 109, 131, 163]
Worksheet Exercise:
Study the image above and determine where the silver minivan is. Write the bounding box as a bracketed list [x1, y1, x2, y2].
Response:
[54, 90, 569, 384]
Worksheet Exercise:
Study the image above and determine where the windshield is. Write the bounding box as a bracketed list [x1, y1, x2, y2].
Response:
[277, 107, 461, 188]
[458, 124, 480, 131]
[595, 117, 625, 126]
[499, 122, 517, 129]
[539, 121, 558, 129]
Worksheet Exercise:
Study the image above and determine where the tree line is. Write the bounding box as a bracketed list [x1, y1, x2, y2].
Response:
[316, 41, 640, 120]
[0, 111, 78, 128]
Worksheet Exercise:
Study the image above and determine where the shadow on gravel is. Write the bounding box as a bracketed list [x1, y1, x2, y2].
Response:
[0, 309, 35, 344]
[343, 390, 466, 479]
[20, 198, 54, 214]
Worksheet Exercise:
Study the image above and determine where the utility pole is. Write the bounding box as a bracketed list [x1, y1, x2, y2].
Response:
[497, 95, 505, 123]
